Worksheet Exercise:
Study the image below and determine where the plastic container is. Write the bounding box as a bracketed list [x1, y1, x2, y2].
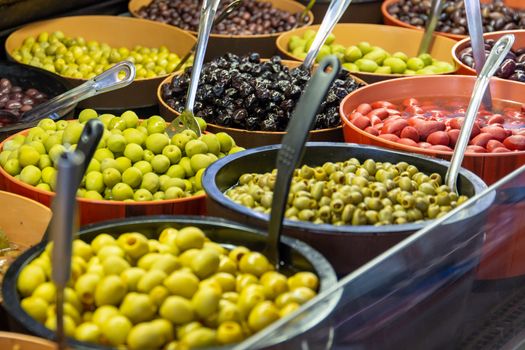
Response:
[202, 142, 489, 276]
[4, 15, 197, 110]
[128, 0, 314, 58]
[158, 60, 366, 148]
[452, 29, 525, 76]
[3, 215, 338, 350]
[0, 126, 206, 226]
[339, 75, 525, 185]
[276, 23, 459, 83]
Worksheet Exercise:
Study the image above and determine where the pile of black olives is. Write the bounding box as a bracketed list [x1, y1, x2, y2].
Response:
[0, 78, 47, 127]
[388, 0, 525, 36]
[226, 158, 469, 226]
[458, 39, 525, 82]
[161, 53, 364, 131]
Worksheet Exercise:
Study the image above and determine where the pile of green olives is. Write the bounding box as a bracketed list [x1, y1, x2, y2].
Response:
[11, 31, 192, 79]
[226, 159, 470, 226]
[0, 109, 243, 201]
[18, 226, 319, 349]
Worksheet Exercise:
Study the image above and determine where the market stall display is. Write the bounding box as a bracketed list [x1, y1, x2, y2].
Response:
[4, 16, 196, 109]
[277, 23, 458, 83]
[0, 0, 524, 348]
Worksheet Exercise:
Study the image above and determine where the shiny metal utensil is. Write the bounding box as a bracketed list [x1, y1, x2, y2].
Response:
[445, 34, 514, 193]
[465, 0, 493, 110]
[173, 0, 243, 72]
[417, 0, 443, 55]
[293, 0, 316, 30]
[50, 150, 84, 350]
[265, 56, 341, 269]
[0, 60, 135, 133]
[302, 0, 354, 70]
[167, 0, 221, 137]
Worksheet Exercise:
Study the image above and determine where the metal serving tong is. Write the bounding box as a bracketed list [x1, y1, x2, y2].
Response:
[464, 0, 493, 110]
[301, 0, 354, 71]
[265, 56, 341, 269]
[173, 0, 243, 72]
[167, 0, 221, 137]
[417, 0, 443, 55]
[0, 61, 135, 133]
[445, 34, 514, 193]
[48, 118, 103, 349]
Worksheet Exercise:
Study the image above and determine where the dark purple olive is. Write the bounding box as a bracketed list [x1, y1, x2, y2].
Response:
[10, 86, 22, 93]
[5, 100, 22, 110]
[517, 53, 525, 64]
[21, 97, 34, 105]
[0, 78, 11, 89]
[9, 92, 23, 101]
[515, 47, 525, 56]
[460, 47, 473, 56]
[0, 95, 9, 104]
[25, 88, 40, 97]
[20, 105, 32, 113]
[497, 58, 516, 79]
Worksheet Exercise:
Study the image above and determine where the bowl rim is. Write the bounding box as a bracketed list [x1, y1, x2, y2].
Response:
[2, 214, 339, 350]
[202, 141, 489, 235]
[157, 59, 366, 135]
[128, 0, 315, 39]
[0, 331, 58, 347]
[275, 22, 460, 78]
[380, 0, 467, 41]
[0, 123, 207, 206]
[0, 189, 52, 213]
[338, 74, 525, 158]
[4, 15, 198, 83]
[452, 29, 525, 76]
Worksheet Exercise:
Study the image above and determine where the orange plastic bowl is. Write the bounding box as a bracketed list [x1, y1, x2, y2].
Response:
[276, 23, 459, 84]
[453, 29, 525, 76]
[129, 0, 314, 58]
[340, 75, 525, 185]
[381, 0, 525, 42]
[158, 60, 367, 149]
[0, 127, 206, 226]
[5, 16, 196, 110]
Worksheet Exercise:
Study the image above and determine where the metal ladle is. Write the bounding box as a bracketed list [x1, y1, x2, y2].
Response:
[417, 0, 443, 55]
[0, 61, 135, 133]
[301, 0, 354, 70]
[445, 34, 514, 193]
[173, 0, 243, 72]
[464, 0, 493, 110]
[265, 55, 341, 269]
[167, 0, 221, 137]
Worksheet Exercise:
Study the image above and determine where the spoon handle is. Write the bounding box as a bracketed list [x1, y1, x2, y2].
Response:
[74, 119, 104, 187]
[50, 151, 84, 349]
[445, 34, 514, 193]
[173, 0, 243, 72]
[417, 0, 443, 55]
[302, 0, 354, 70]
[464, 0, 493, 110]
[266, 56, 341, 269]
[184, 0, 221, 113]
[21, 61, 135, 124]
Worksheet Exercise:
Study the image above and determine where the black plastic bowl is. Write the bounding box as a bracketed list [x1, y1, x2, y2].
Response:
[2, 215, 338, 350]
[202, 142, 491, 276]
[0, 61, 74, 139]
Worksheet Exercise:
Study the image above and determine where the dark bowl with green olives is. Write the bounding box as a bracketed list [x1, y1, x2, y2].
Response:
[202, 142, 491, 276]
[3, 215, 339, 350]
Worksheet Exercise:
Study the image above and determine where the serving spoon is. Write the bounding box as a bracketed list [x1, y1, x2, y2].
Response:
[167, 0, 221, 137]
[417, 0, 443, 56]
[265, 55, 341, 269]
[301, 0, 354, 71]
[173, 0, 243, 72]
[445, 34, 514, 193]
[0, 61, 135, 133]
[464, 0, 493, 110]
